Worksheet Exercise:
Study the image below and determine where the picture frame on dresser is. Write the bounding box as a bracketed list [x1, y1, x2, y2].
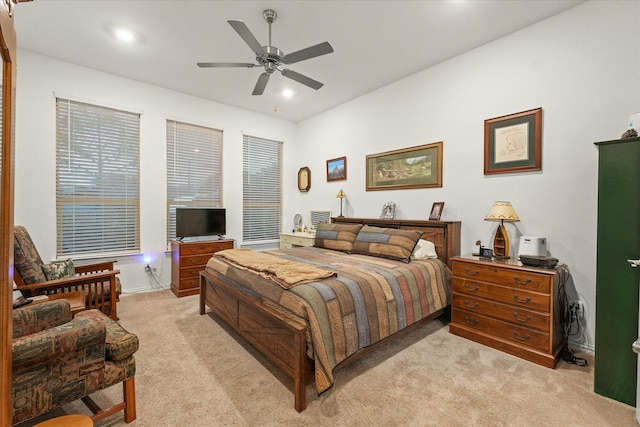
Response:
[484, 107, 542, 175]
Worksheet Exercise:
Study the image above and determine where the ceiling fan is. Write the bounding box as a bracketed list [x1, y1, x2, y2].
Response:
[197, 9, 334, 96]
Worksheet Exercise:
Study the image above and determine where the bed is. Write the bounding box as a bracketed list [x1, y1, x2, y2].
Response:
[199, 217, 461, 412]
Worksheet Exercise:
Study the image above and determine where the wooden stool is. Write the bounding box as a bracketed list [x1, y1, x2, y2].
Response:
[34, 414, 93, 427]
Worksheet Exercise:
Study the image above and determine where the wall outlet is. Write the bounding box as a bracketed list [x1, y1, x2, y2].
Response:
[570, 300, 584, 321]
[575, 300, 584, 320]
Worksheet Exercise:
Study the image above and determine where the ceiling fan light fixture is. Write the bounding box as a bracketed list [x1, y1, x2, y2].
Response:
[282, 88, 294, 98]
[197, 9, 333, 96]
[115, 28, 135, 43]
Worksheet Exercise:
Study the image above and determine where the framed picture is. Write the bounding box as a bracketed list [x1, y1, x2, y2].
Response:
[366, 141, 443, 191]
[326, 156, 347, 182]
[429, 202, 444, 221]
[484, 107, 542, 175]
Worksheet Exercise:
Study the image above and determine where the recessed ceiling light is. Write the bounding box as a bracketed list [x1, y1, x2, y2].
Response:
[115, 28, 135, 43]
[282, 89, 294, 98]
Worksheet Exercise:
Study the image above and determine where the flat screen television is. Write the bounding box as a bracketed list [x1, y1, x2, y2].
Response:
[176, 208, 226, 240]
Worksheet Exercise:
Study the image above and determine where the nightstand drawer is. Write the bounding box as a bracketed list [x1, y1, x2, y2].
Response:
[452, 292, 550, 332]
[279, 232, 315, 249]
[452, 262, 551, 293]
[453, 278, 550, 312]
[452, 310, 550, 352]
[282, 235, 314, 246]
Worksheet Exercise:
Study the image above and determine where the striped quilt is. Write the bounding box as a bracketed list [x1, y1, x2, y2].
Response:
[205, 246, 451, 393]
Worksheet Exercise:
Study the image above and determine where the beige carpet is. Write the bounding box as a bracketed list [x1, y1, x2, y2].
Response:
[18, 290, 637, 427]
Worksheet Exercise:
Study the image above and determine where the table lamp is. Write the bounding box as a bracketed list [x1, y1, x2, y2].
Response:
[484, 201, 519, 259]
[336, 189, 347, 217]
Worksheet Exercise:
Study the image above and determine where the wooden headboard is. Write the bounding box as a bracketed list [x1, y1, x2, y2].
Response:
[332, 217, 461, 268]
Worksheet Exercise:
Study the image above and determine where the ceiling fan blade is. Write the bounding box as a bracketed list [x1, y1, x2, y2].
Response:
[284, 42, 334, 64]
[252, 73, 271, 96]
[197, 62, 256, 68]
[228, 20, 265, 56]
[281, 69, 324, 90]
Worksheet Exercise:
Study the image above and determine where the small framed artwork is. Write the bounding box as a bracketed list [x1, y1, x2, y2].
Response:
[429, 202, 444, 221]
[366, 141, 443, 191]
[484, 107, 542, 175]
[326, 156, 347, 182]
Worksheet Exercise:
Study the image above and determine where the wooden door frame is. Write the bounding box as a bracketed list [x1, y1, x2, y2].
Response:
[0, 3, 16, 426]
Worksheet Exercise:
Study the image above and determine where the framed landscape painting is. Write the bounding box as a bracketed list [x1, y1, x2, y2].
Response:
[366, 142, 443, 191]
[326, 156, 347, 182]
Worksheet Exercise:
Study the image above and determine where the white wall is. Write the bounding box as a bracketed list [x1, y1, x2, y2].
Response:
[294, 1, 640, 352]
[14, 51, 297, 293]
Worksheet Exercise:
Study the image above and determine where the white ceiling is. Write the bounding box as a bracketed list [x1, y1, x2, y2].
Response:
[13, 0, 585, 123]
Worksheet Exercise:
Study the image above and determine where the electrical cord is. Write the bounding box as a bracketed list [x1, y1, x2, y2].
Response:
[556, 264, 588, 367]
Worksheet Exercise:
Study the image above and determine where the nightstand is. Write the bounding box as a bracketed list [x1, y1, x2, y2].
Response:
[449, 255, 565, 368]
[279, 232, 315, 249]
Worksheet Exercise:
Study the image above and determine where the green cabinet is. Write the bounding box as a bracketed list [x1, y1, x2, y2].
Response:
[595, 137, 640, 406]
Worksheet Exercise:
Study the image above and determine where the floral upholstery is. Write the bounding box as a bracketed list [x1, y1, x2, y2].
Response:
[13, 225, 47, 284]
[11, 300, 138, 425]
[41, 258, 76, 280]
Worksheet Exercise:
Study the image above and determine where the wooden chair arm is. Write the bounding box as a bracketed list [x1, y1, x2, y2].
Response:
[18, 270, 120, 293]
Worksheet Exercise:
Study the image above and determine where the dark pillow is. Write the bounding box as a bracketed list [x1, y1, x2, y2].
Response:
[352, 225, 422, 262]
[42, 258, 76, 281]
[314, 223, 362, 253]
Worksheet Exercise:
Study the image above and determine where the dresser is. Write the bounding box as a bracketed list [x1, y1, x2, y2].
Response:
[449, 255, 564, 368]
[279, 232, 315, 249]
[171, 239, 234, 297]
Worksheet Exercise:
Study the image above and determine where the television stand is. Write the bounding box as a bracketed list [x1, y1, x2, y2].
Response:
[170, 238, 234, 297]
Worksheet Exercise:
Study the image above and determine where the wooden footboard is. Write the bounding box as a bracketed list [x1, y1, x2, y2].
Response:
[200, 270, 314, 412]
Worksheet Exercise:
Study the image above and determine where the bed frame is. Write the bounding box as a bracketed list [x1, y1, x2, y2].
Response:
[199, 218, 461, 412]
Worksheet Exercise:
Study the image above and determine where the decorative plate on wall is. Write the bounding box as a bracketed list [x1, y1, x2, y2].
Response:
[298, 167, 311, 192]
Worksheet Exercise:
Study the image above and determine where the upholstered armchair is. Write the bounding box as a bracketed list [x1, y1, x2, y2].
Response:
[11, 299, 138, 425]
[13, 225, 121, 320]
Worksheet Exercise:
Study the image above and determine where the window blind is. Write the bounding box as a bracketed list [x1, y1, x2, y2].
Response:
[242, 134, 283, 243]
[56, 98, 140, 257]
[166, 120, 223, 241]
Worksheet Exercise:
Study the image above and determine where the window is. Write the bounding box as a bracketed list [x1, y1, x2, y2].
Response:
[166, 120, 223, 241]
[56, 98, 140, 257]
[242, 134, 283, 243]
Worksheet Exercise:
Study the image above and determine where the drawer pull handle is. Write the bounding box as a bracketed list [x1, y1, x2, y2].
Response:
[465, 268, 480, 276]
[464, 316, 479, 326]
[513, 312, 531, 322]
[464, 300, 479, 309]
[464, 283, 480, 292]
[514, 276, 532, 286]
[513, 294, 531, 304]
[513, 331, 531, 341]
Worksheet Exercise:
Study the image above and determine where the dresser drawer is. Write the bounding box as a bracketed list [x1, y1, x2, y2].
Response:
[179, 265, 206, 279]
[452, 277, 550, 312]
[452, 261, 551, 293]
[452, 309, 550, 352]
[452, 292, 550, 332]
[179, 241, 233, 256]
[179, 254, 213, 267]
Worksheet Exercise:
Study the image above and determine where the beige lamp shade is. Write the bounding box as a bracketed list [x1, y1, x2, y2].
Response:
[485, 201, 519, 223]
